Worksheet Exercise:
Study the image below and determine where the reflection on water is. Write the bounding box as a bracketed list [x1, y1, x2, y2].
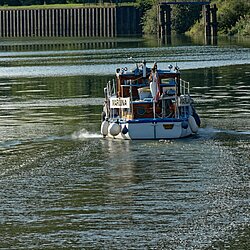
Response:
[183, 66, 250, 132]
[0, 36, 249, 78]
[0, 37, 249, 249]
[0, 133, 249, 249]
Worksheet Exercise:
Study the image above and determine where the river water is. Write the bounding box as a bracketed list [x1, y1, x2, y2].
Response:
[0, 36, 249, 249]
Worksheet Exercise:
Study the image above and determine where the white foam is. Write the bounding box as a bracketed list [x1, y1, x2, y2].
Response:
[71, 129, 102, 139]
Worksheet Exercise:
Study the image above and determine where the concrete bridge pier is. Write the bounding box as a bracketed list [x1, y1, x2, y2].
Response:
[158, 3, 172, 44]
[211, 4, 218, 45]
[204, 4, 218, 45]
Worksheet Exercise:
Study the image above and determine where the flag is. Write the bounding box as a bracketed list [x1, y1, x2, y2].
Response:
[150, 71, 160, 102]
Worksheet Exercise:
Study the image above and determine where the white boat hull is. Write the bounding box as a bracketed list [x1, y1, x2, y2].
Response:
[104, 118, 194, 140]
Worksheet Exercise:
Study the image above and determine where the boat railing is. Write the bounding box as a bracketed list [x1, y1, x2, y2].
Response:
[106, 79, 116, 97]
[180, 79, 190, 96]
[178, 79, 191, 118]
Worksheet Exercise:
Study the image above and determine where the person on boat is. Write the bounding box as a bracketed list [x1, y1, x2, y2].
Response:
[167, 99, 175, 118]
[149, 63, 160, 102]
[167, 101, 175, 118]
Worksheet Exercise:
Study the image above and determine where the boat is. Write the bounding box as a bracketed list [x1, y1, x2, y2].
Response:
[101, 60, 200, 140]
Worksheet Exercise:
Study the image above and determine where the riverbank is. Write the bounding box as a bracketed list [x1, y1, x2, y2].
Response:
[0, 2, 134, 9]
[2, 1, 249, 38]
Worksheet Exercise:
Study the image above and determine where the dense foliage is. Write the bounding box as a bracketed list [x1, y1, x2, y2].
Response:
[142, 0, 250, 36]
[216, 0, 250, 35]
[189, 0, 250, 36]
[142, 1, 201, 35]
[171, 5, 201, 34]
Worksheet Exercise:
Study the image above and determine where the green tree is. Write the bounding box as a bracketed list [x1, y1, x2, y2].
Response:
[142, 1, 201, 35]
[135, 0, 154, 13]
[17, 0, 44, 5]
[142, 4, 158, 35]
[189, 0, 250, 36]
[6, 0, 22, 5]
[217, 0, 250, 34]
[172, 4, 201, 34]
[230, 15, 250, 36]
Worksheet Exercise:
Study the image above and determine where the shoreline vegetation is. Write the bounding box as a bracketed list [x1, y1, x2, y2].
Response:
[140, 0, 250, 37]
[0, 3, 133, 9]
[0, 0, 249, 37]
[188, 0, 250, 37]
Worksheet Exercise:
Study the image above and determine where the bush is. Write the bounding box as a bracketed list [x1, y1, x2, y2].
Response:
[171, 4, 201, 34]
[142, 4, 158, 35]
[142, 3, 202, 35]
[218, 0, 250, 34]
[229, 15, 250, 36]
[186, 18, 205, 37]
[188, 0, 250, 37]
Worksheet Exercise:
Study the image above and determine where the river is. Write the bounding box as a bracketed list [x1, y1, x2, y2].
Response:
[0, 35, 249, 249]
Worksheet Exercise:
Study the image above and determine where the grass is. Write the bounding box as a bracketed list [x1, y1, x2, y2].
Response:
[0, 3, 136, 10]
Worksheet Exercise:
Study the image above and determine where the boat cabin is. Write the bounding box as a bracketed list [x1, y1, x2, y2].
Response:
[111, 64, 182, 120]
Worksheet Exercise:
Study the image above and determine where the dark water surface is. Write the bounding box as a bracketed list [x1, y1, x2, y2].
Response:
[0, 36, 249, 249]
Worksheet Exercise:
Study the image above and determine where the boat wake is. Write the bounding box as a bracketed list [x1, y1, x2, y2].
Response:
[0, 135, 71, 150]
[0, 130, 101, 150]
[199, 126, 250, 137]
[0, 139, 23, 149]
[71, 129, 102, 140]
